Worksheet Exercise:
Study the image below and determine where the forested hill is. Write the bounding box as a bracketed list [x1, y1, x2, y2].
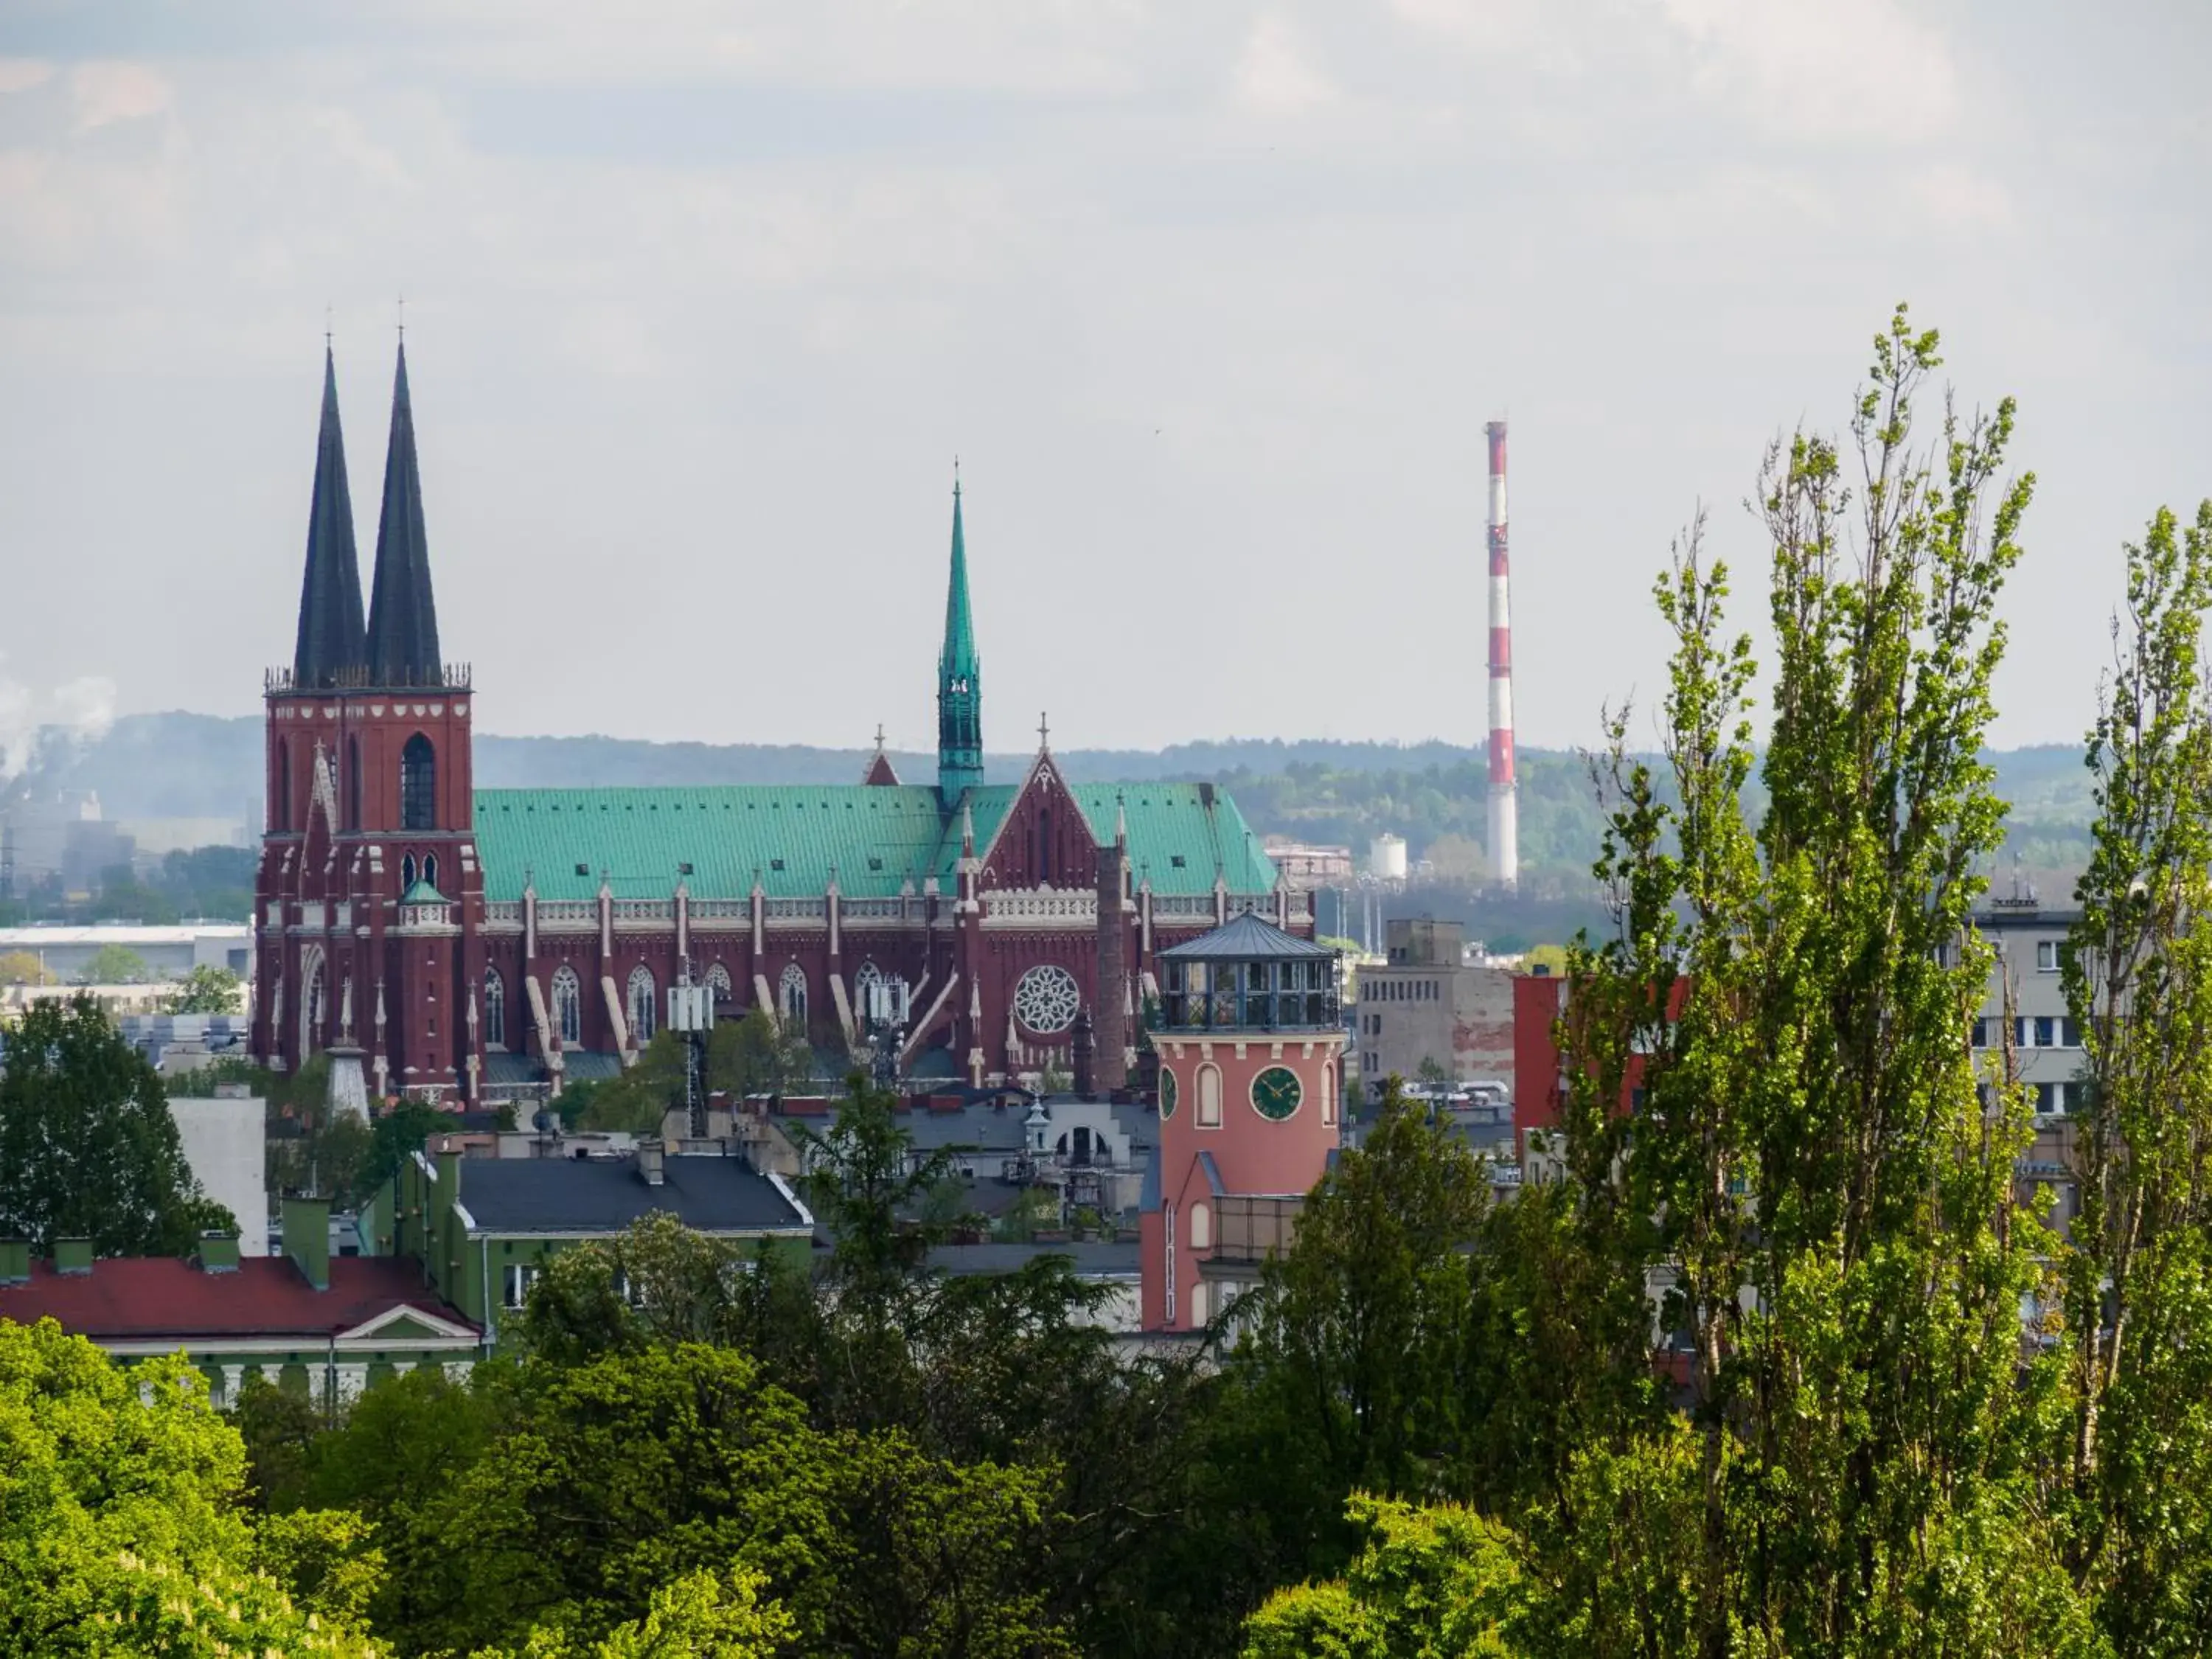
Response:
[9, 713, 2097, 880]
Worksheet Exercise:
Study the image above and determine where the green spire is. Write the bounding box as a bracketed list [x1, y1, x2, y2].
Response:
[936, 471, 984, 801]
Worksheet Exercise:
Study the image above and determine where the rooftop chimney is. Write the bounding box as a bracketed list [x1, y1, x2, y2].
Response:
[280, 1195, 330, 1290]
[197, 1231, 241, 1274]
[639, 1141, 666, 1187]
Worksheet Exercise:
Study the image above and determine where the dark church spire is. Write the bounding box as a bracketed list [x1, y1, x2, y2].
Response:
[936, 470, 984, 801]
[291, 345, 367, 687]
[364, 341, 443, 686]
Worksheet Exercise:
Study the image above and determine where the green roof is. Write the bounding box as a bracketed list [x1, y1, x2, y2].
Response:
[470, 782, 1277, 903]
[400, 878, 448, 904]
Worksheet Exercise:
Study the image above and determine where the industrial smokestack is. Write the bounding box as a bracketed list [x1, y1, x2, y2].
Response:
[1485, 420, 1517, 888]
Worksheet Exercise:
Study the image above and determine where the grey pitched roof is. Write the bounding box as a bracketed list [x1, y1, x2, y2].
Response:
[292, 346, 368, 686]
[364, 342, 443, 686]
[455, 1152, 807, 1235]
[925, 1240, 1139, 1277]
[1159, 911, 1337, 961]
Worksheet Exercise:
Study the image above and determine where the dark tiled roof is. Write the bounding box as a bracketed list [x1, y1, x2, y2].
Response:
[925, 1240, 1140, 1277]
[292, 345, 367, 686]
[363, 343, 442, 684]
[455, 1153, 808, 1235]
[0, 1256, 473, 1341]
[1160, 911, 1336, 961]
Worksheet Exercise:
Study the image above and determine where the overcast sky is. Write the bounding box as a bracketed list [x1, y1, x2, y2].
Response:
[0, 1, 2205, 758]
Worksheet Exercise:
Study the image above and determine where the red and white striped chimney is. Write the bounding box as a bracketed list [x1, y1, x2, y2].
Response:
[1484, 420, 1517, 887]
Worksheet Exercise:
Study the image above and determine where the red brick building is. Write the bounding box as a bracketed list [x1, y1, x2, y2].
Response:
[251, 346, 1308, 1103]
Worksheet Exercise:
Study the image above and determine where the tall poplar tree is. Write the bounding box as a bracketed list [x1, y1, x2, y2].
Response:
[1542, 308, 2096, 1654]
[2062, 500, 2212, 1656]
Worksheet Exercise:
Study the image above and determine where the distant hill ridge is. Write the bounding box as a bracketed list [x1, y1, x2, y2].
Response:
[2, 713, 2101, 879]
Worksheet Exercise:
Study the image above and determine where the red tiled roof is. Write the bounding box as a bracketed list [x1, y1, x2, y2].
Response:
[0, 1256, 477, 1341]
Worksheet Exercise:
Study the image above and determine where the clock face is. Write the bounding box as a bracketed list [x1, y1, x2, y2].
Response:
[1159, 1068, 1178, 1120]
[1251, 1065, 1302, 1121]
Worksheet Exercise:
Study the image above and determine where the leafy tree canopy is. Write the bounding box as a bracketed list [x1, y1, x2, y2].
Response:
[0, 993, 233, 1253]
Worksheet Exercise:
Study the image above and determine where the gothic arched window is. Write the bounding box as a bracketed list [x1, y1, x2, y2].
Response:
[779, 963, 808, 1026]
[401, 854, 417, 892]
[299, 948, 326, 1059]
[552, 965, 582, 1046]
[705, 961, 732, 1001]
[400, 734, 436, 832]
[484, 969, 506, 1050]
[422, 853, 439, 892]
[275, 742, 291, 832]
[854, 960, 885, 1023]
[346, 736, 361, 831]
[627, 965, 656, 1044]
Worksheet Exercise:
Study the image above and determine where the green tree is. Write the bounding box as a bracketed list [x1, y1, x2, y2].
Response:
[2062, 498, 2212, 1655]
[164, 963, 243, 1015]
[0, 993, 234, 1253]
[487, 1563, 794, 1658]
[1233, 1085, 1491, 1562]
[403, 1343, 1072, 1658]
[78, 942, 152, 984]
[1545, 307, 2087, 1650]
[1242, 1493, 1526, 1659]
[0, 1319, 380, 1656]
[0, 948, 52, 985]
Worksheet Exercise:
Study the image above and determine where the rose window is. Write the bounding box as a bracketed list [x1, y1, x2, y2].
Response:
[1012, 964, 1081, 1034]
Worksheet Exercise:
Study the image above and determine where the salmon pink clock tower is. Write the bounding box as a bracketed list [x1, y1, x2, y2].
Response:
[1140, 915, 1344, 1332]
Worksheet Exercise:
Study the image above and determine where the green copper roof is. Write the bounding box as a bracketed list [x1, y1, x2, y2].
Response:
[470, 782, 1277, 903]
[936, 479, 984, 799]
[941, 481, 978, 678]
[400, 878, 448, 904]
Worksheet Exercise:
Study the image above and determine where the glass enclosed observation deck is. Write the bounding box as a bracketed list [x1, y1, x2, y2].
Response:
[1155, 912, 1340, 1033]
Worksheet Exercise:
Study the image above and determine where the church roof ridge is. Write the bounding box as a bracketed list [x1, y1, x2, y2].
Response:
[469, 779, 1279, 905]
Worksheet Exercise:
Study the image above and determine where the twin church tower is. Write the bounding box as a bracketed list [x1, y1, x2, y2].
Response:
[251, 343, 1303, 1106]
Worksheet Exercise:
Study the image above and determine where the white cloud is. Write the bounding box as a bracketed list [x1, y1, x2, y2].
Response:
[0, 58, 56, 94]
[1654, 0, 1959, 142]
[69, 61, 173, 131]
[1232, 15, 1340, 115]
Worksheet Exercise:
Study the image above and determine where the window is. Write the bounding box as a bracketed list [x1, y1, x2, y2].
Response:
[1970, 1017, 1989, 1048]
[422, 853, 438, 891]
[1189, 1281, 1208, 1326]
[2063, 1017, 2082, 1048]
[2034, 1016, 2056, 1048]
[400, 734, 436, 832]
[402, 853, 417, 891]
[502, 1264, 540, 1309]
[274, 741, 291, 830]
[552, 965, 582, 1046]
[2037, 940, 2061, 973]
[1196, 1063, 1222, 1127]
[484, 970, 506, 1049]
[1189, 1202, 1211, 1250]
[346, 736, 361, 830]
[706, 962, 732, 1003]
[779, 963, 808, 1025]
[627, 965, 656, 1043]
[1322, 1065, 1337, 1127]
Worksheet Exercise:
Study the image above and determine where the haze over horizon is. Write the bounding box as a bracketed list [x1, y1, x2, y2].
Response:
[1, 1, 2205, 759]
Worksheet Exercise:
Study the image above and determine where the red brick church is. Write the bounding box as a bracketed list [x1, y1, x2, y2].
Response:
[251, 344, 1308, 1103]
